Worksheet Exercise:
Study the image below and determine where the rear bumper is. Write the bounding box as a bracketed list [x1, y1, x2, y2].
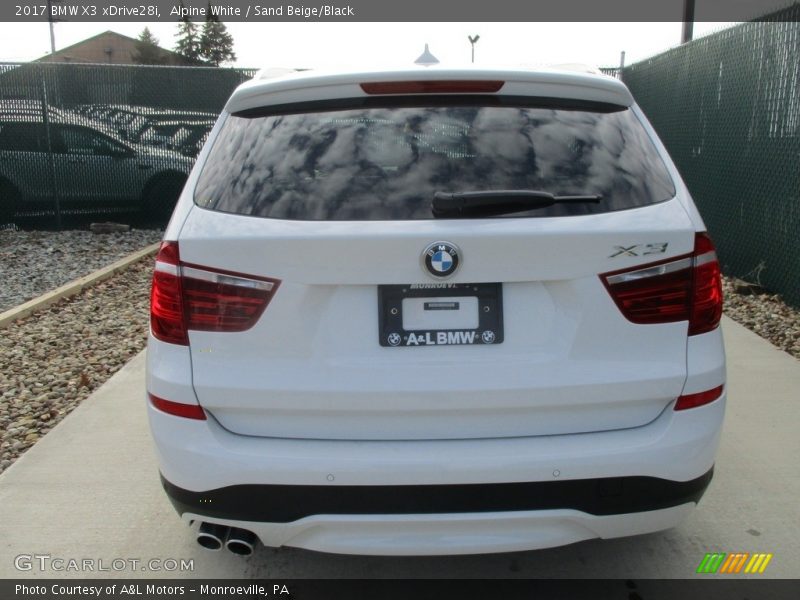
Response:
[163, 471, 711, 554]
[162, 469, 713, 523]
[149, 393, 723, 554]
[177, 504, 699, 556]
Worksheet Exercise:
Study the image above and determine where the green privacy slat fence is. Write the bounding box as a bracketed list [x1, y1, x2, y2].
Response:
[622, 5, 800, 307]
[0, 62, 258, 227]
[0, 62, 258, 112]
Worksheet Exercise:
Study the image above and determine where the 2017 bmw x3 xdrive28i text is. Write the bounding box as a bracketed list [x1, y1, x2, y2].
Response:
[146, 66, 725, 556]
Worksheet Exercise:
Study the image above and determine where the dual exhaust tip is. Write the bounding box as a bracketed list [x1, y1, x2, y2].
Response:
[197, 522, 257, 556]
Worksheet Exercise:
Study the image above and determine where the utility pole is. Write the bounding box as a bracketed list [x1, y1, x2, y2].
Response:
[682, 0, 695, 43]
[468, 35, 480, 64]
[46, 0, 64, 54]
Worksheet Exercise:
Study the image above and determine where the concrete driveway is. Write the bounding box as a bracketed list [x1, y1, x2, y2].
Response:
[1, 316, 798, 579]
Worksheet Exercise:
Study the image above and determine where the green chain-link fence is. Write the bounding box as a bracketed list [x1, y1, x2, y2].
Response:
[0, 62, 257, 227]
[623, 5, 800, 307]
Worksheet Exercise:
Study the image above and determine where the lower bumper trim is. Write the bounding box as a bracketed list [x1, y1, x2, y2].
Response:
[161, 468, 713, 523]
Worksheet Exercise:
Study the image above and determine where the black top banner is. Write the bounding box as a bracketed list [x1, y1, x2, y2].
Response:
[0, 0, 795, 22]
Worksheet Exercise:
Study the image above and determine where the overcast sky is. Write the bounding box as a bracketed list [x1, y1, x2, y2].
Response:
[0, 21, 736, 69]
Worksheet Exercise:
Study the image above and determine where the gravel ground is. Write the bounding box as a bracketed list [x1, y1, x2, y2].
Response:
[722, 276, 800, 359]
[0, 258, 152, 475]
[0, 228, 162, 312]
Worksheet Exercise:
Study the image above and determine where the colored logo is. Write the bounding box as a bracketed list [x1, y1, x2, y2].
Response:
[422, 242, 461, 278]
[696, 552, 773, 574]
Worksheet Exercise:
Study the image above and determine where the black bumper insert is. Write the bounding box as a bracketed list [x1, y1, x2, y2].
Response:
[161, 468, 713, 523]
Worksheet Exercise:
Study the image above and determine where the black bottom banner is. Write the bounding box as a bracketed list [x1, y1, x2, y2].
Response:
[2, 579, 799, 600]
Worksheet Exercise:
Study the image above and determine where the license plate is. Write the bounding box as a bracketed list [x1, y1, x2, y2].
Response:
[378, 283, 503, 347]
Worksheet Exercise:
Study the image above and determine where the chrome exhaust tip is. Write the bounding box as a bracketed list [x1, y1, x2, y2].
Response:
[196, 522, 228, 551]
[225, 527, 257, 556]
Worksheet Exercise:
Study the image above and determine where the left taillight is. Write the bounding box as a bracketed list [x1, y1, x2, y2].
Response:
[601, 232, 723, 335]
[151, 241, 187, 345]
[150, 241, 280, 345]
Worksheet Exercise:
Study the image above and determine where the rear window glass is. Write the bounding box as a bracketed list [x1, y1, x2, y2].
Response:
[194, 98, 675, 220]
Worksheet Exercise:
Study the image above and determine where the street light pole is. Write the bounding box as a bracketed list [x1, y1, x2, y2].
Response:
[468, 35, 480, 64]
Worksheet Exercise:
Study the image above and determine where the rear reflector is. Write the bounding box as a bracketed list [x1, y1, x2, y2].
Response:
[148, 393, 207, 420]
[601, 232, 723, 335]
[150, 241, 280, 345]
[360, 80, 505, 95]
[675, 385, 724, 411]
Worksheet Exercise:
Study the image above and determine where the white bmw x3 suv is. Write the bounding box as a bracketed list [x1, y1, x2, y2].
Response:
[146, 66, 725, 557]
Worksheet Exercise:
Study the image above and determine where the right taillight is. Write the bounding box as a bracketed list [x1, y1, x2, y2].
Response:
[150, 241, 280, 346]
[688, 233, 723, 335]
[601, 232, 723, 335]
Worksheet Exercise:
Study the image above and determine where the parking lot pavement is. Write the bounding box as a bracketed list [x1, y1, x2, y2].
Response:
[0, 315, 798, 580]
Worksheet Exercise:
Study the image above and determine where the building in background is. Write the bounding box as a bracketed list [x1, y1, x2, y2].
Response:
[35, 31, 193, 66]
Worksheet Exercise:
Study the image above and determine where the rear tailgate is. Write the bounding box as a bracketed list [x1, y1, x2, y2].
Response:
[180, 199, 694, 440]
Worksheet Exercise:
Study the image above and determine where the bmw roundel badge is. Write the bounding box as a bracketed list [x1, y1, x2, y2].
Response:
[422, 241, 461, 278]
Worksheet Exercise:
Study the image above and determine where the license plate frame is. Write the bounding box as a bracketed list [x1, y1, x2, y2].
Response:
[378, 283, 503, 347]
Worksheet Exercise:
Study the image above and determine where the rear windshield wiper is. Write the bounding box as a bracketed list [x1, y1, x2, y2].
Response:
[432, 190, 602, 218]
